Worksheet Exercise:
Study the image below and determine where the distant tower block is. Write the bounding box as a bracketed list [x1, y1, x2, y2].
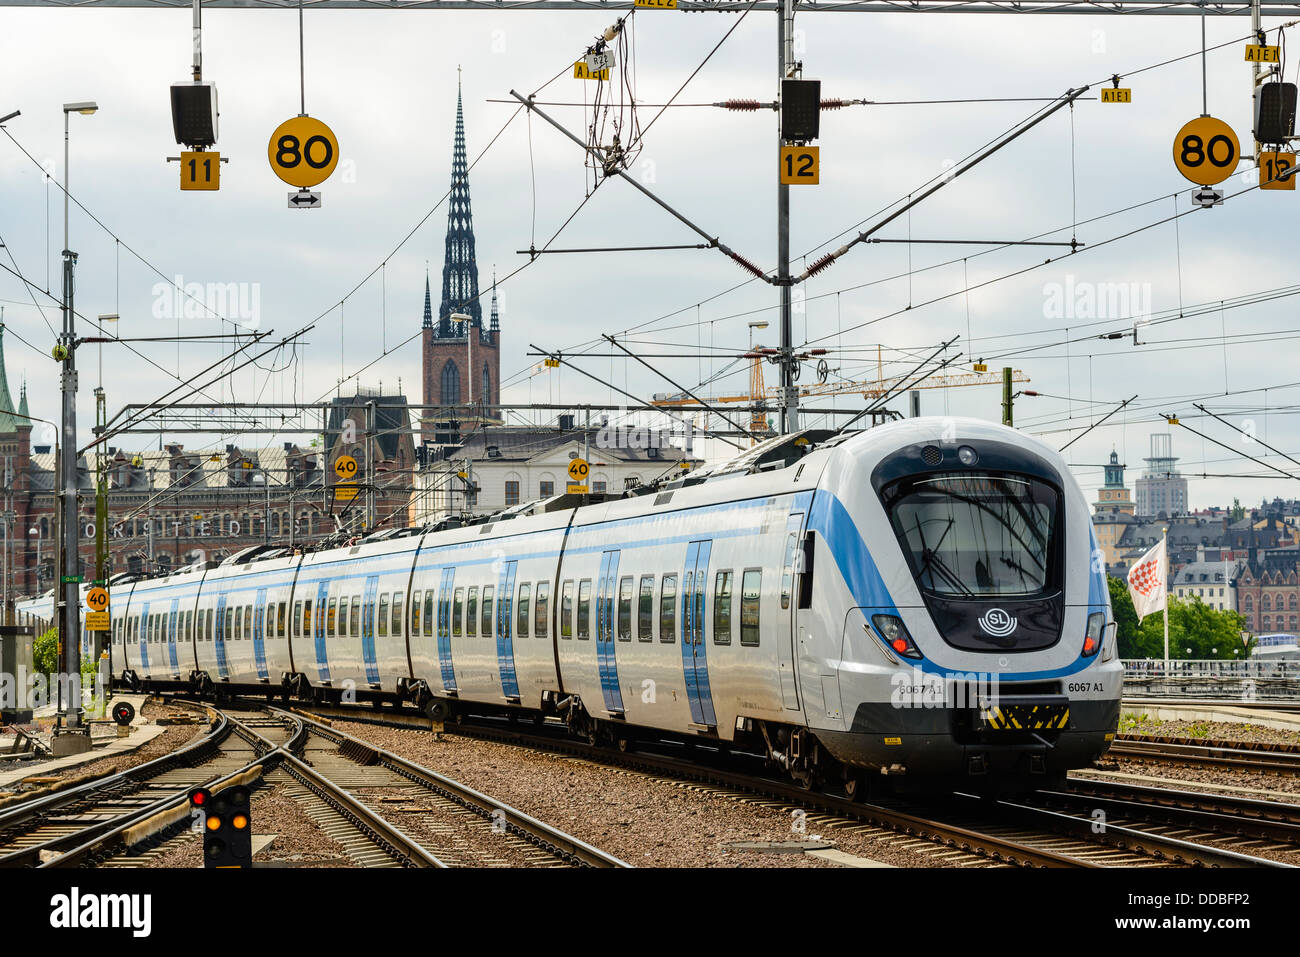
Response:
[421, 73, 501, 443]
[1135, 432, 1188, 518]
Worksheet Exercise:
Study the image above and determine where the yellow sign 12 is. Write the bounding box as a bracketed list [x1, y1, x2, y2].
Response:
[1260, 151, 1296, 191]
[181, 151, 220, 191]
[268, 116, 339, 189]
[780, 146, 819, 185]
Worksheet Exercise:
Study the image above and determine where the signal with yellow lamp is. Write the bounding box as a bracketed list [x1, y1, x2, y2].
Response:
[189, 784, 253, 868]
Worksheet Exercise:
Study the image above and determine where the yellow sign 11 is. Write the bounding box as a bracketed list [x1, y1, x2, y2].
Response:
[181, 151, 220, 191]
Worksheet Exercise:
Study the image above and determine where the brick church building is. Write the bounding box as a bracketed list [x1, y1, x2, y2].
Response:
[421, 78, 502, 444]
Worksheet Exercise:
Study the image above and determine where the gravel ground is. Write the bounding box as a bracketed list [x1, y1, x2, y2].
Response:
[150, 781, 352, 868]
[1118, 713, 1300, 747]
[1084, 752, 1300, 797]
[328, 720, 959, 868]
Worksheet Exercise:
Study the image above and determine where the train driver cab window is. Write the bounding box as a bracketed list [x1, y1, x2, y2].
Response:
[535, 582, 550, 638]
[481, 586, 494, 638]
[577, 579, 592, 639]
[378, 594, 390, 637]
[560, 581, 574, 639]
[617, 577, 634, 641]
[713, 569, 734, 645]
[467, 587, 479, 637]
[659, 574, 677, 643]
[411, 590, 422, 636]
[741, 569, 762, 646]
[517, 583, 531, 638]
[392, 591, 404, 637]
[453, 588, 464, 637]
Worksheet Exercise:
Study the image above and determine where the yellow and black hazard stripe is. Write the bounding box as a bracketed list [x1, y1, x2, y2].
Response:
[980, 704, 1070, 731]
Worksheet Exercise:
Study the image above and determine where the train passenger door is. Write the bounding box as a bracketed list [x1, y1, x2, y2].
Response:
[252, 587, 270, 680]
[138, 602, 151, 673]
[214, 594, 230, 679]
[167, 599, 180, 674]
[595, 550, 625, 713]
[496, 561, 521, 700]
[780, 512, 804, 710]
[680, 541, 718, 728]
[435, 568, 457, 693]
[361, 576, 380, 686]
[314, 581, 331, 683]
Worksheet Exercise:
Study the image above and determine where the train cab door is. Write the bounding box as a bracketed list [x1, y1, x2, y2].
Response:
[435, 568, 457, 693]
[779, 512, 804, 711]
[595, 550, 625, 714]
[680, 541, 718, 728]
[166, 599, 180, 676]
[252, 587, 270, 681]
[214, 594, 230, 679]
[314, 581, 332, 684]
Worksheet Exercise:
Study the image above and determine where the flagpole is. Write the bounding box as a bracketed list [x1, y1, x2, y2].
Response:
[1162, 525, 1170, 668]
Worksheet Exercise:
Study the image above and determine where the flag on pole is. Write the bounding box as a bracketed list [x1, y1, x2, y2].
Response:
[1127, 540, 1167, 623]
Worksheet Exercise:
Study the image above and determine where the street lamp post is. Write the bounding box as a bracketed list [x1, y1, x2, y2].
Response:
[56, 100, 97, 752]
[29, 527, 41, 588]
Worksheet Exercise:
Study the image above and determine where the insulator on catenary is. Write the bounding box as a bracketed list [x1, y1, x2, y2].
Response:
[719, 99, 762, 111]
[729, 253, 766, 278]
[820, 99, 847, 110]
[806, 253, 836, 277]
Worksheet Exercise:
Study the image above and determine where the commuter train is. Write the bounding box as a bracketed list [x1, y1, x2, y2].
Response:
[16, 420, 1122, 793]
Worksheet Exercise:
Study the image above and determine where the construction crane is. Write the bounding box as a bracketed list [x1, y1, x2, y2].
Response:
[653, 345, 1029, 442]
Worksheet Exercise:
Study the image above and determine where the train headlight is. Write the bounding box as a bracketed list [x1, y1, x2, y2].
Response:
[872, 614, 922, 660]
[957, 445, 978, 466]
[1081, 612, 1106, 658]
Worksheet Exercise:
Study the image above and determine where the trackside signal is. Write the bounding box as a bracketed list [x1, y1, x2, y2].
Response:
[190, 784, 253, 868]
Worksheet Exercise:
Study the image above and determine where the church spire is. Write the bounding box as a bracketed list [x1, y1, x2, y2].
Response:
[0, 321, 18, 433]
[18, 378, 29, 422]
[489, 269, 499, 335]
[422, 267, 432, 329]
[436, 68, 482, 339]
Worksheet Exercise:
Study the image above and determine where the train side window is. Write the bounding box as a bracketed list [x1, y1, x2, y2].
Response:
[535, 582, 550, 638]
[560, 580, 574, 639]
[337, 599, 348, 638]
[347, 597, 358, 636]
[278, 602, 287, 638]
[391, 591, 403, 637]
[517, 583, 531, 638]
[713, 570, 734, 645]
[327, 598, 338, 637]
[781, 532, 797, 610]
[378, 594, 390, 637]
[453, 588, 464, 637]
[741, 568, 762, 646]
[577, 579, 592, 639]
[466, 587, 479, 637]
[234, 608, 243, 641]
[424, 591, 435, 638]
[227, 607, 236, 641]
[265, 605, 273, 640]
[637, 575, 654, 641]
[481, 585, 494, 638]
[660, 574, 677, 643]
[293, 601, 302, 638]
[301, 601, 311, 638]
[244, 605, 253, 639]
[617, 576, 634, 641]
[411, 590, 422, 636]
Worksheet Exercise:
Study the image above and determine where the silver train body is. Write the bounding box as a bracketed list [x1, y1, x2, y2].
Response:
[15, 420, 1122, 787]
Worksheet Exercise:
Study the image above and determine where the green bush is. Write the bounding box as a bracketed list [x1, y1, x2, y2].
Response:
[1108, 576, 1252, 660]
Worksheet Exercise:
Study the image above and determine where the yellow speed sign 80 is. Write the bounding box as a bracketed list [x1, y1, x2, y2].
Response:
[1172, 116, 1240, 186]
[268, 116, 339, 188]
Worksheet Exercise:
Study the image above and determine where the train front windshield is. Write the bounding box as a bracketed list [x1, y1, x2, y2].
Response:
[883, 473, 1059, 599]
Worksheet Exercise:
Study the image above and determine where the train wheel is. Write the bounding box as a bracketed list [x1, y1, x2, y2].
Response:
[842, 769, 865, 802]
[616, 736, 631, 752]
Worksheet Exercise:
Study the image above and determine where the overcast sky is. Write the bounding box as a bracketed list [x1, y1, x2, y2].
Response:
[2, 6, 1299, 510]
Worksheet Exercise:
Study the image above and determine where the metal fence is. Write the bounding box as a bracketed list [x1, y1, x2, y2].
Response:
[1120, 659, 1300, 701]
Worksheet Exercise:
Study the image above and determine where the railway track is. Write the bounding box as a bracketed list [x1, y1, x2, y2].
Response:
[297, 701, 1294, 868]
[3, 702, 624, 869]
[1110, 734, 1300, 775]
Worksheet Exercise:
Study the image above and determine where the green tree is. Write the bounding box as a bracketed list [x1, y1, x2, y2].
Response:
[32, 627, 59, 675]
[1106, 575, 1248, 659]
[1231, 498, 1245, 522]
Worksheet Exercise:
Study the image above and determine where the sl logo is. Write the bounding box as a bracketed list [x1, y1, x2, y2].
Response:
[978, 608, 1018, 638]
